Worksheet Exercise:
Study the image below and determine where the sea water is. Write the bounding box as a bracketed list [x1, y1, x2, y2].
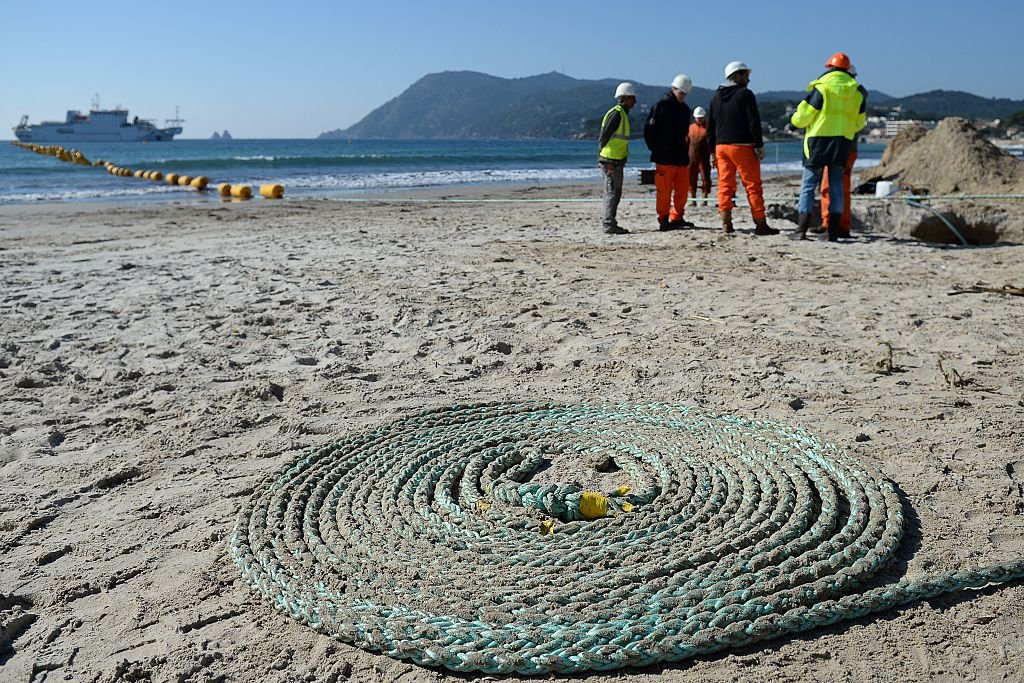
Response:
[0, 138, 885, 205]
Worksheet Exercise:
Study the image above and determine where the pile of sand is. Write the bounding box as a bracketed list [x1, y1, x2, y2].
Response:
[861, 117, 1024, 194]
[878, 123, 928, 166]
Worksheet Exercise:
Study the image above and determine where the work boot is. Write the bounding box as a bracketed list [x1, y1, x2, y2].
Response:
[789, 212, 811, 240]
[825, 213, 844, 242]
[604, 225, 630, 235]
[720, 209, 734, 234]
[753, 218, 779, 236]
[668, 216, 695, 229]
[658, 216, 674, 231]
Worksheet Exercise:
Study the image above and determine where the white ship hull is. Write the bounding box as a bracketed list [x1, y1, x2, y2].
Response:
[13, 108, 182, 143]
[15, 127, 182, 142]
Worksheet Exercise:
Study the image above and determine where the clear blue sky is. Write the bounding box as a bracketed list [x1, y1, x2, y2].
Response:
[3, 0, 1022, 139]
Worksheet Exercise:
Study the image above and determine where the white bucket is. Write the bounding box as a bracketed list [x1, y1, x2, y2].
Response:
[875, 180, 894, 197]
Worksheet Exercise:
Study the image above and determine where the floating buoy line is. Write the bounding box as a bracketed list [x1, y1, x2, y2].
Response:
[10, 140, 284, 201]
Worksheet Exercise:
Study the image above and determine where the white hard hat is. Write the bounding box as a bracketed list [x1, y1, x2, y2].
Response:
[614, 82, 636, 98]
[693, 106, 706, 118]
[724, 61, 751, 79]
[670, 74, 692, 93]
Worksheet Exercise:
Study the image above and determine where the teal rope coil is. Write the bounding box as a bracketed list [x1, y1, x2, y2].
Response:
[231, 402, 1024, 675]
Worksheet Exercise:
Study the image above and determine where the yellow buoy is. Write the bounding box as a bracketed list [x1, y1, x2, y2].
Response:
[578, 491, 608, 520]
[134, 170, 145, 178]
[259, 184, 284, 199]
[217, 183, 232, 197]
[165, 173, 179, 185]
[177, 175, 193, 186]
[150, 171, 163, 181]
[190, 176, 209, 190]
[231, 185, 252, 199]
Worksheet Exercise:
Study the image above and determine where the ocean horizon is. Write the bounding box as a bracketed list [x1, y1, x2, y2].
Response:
[0, 138, 885, 205]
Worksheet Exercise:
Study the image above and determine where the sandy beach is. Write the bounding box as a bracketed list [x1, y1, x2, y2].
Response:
[2, 176, 1024, 682]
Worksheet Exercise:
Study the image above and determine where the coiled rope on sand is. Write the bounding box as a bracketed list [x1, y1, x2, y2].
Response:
[231, 402, 1024, 675]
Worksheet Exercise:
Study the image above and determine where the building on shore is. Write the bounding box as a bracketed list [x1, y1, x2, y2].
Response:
[883, 118, 937, 137]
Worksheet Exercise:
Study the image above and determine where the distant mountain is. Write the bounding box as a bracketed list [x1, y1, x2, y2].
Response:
[320, 71, 1024, 140]
[758, 90, 896, 104]
[887, 90, 1024, 119]
[759, 88, 1024, 120]
[211, 130, 233, 140]
[320, 71, 716, 140]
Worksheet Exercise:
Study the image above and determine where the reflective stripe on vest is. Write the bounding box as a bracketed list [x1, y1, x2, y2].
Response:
[599, 104, 630, 161]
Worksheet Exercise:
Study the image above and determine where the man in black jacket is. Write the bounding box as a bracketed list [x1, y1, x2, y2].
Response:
[644, 74, 695, 231]
[707, 61, 778, 236]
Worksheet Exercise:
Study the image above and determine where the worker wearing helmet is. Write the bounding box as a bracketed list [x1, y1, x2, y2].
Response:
[819, 63, 861, 238]
[644, 74, 695, 231]
[707, 61, 777, 235]
[789, 52, 867, 242]
[688, 106, 712, 206]
[598, 82, 637, 235]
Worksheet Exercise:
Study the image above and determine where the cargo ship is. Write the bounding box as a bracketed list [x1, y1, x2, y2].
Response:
[13, 107, 183, 142]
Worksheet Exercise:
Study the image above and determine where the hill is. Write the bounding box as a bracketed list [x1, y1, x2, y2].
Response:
[760, 89, 1024, 120]
[758, 90, 896, 104]
[320, 72, 1024, 140]
[887, 89, 1024, 119]
[320, 71, 716, 140]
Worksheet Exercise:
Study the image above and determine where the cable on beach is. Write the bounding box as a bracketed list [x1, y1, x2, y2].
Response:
[231, 401, 1024, 675]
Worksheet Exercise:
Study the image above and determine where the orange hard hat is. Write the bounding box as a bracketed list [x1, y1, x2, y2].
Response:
[825, 52, 852, 70]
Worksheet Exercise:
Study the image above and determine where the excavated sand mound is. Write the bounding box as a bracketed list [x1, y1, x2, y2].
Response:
[878, 123, 928, 166]
[860, 117, 1024, 194]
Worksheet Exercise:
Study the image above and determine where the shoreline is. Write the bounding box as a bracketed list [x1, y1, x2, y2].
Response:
[0, 174, 810, 213]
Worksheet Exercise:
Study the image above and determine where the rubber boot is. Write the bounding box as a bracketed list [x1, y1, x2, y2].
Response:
[826, 213, 843, 242]
[720, 209, 734, 234]
[789, 212, 811, 240]
[753, 217, 779, 236]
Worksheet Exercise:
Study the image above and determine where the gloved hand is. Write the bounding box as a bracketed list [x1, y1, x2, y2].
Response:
[710, 155, 716, 168]
[756, 146, 766, 161]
